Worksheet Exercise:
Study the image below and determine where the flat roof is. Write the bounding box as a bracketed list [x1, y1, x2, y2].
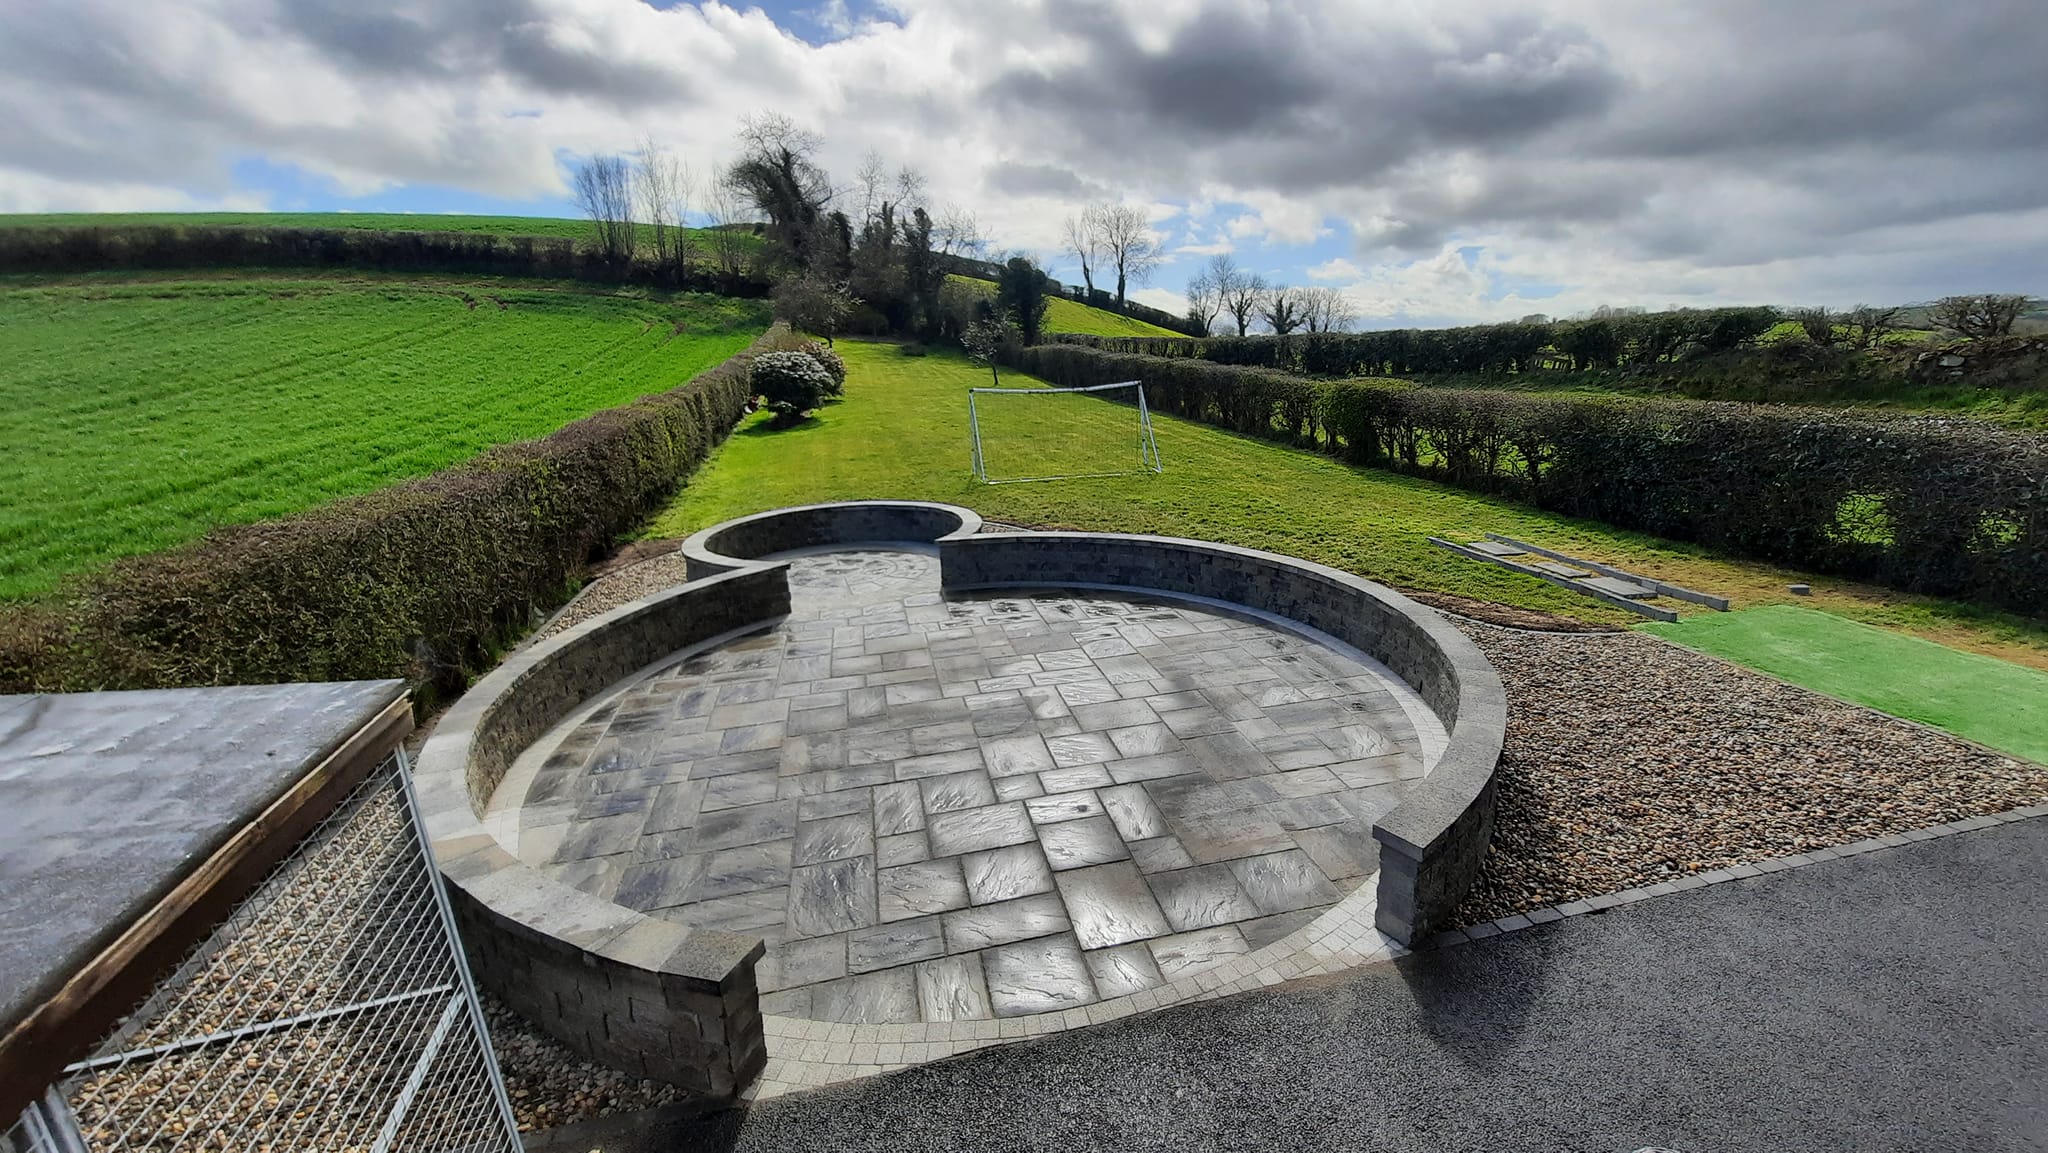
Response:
[0, 680, 405, 1044]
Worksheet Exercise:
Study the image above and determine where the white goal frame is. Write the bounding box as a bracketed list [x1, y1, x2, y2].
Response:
[967, 380, 1164, 484]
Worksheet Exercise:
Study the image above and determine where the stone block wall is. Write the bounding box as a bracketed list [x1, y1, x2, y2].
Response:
[680, 500, 982, 580]
[938, 532, 1508, 944]
[414, 567, 789, 1095]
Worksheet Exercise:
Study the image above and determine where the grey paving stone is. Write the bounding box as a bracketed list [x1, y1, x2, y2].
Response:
[894, 748, 988, 780]
[788, 856, 878, 938]
[797, 788, 871, 822]
[1046, 732, 1120, 768]
[983, 934, 1099, 1017]
[1057, 861, 1173, 949]
[702, 769, 781, 812]
[982, 733, 1057, 777]
[877, 831, 932, 868]
[1149, 924, 1252, 980]
[1039, 764, 1115, 791]
[768, 932, 848, 990]
[1175, 811, 1295, 866]
[1127, 835, 1198, 873]
[689, 799, 798, 851]
[920, 770, 998, 814]
[847, 916, 946, 973]
[993, 775, 1046, 801]
[613, 854, 707, 912]
[1289, 822, 1380, 880]
[1040, 815, 1132, 871]
[1228, 849, 1344, 914]
[1097, 783, 1168, 842]
[871, 780, 926, 836]
[682, 841, 792, 902]
[927, 802, 1036, 856]
[670, 886, 788, 934]
[943, 893, 1072, 951]
[1025, 789, 1106, 825]
[809, 967, 920, 1024]
[1084, 941, 1166, 999]
[877, 858, 970, 922]
[1237, 905, 1330, 950]
[793, 813, 876, 865]
[962, 843, 1056, 905]
[1148, 863, 1265, 932]
[915, 954, 995, 1021]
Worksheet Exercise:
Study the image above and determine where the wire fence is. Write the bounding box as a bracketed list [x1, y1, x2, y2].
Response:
[13, 752, 520, 1153]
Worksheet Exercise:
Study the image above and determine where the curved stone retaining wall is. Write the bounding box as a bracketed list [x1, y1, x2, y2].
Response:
[681, 500, 983, 580]
[414, 566, 791, 1095]
[938, 533, 1508, 944]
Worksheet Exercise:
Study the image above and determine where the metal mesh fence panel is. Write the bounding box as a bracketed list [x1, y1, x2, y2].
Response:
[28, 752, 520, 1153]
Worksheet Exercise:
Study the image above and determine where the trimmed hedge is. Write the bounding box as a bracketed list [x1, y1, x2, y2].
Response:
[1051, 307, 1784, 375]
[0, 325, 806, 696]
[1013, 343, 2048, 617]
[0, 224, 772, 295]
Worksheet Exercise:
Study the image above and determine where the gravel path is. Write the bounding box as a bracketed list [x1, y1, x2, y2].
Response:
[1450, 620, 2048, 924]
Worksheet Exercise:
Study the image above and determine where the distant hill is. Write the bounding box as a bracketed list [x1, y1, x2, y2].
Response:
[0, 211, 754, 252]
[945, 274, 1184, 338]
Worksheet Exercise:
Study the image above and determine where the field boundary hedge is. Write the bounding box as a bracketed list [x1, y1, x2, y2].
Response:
[0, 224, 771, 295]
[1013, 343, 2048, 618]
[0, 324, 805, 697]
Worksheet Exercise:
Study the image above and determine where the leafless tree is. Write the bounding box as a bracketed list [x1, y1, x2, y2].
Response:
[1261, 284, 1303, 335]
[1062, 212, 1101, 298]
[935, 204, 986, 260]
[726, 111, 834, 271]
[704, 181, 753, 277]
[1301, 286, 1356, 333]
[854, 150, 889, 226]
[1087, 202, 1160, 310]
[1844, 304, 1903, 351]
[635, 137, 693, 284]
[1184, 270, 1222, 334]
[1211, 255, 1266, 337]
[571, 153, 636, 269]
[1929, 294, 2031, 339]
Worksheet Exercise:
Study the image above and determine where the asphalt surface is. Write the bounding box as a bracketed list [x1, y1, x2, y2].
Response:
[534, 816, 2048, 1153]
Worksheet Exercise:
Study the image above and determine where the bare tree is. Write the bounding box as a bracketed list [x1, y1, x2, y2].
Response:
[854, 150, 889, 226]
[1844, 304, 1902, 351]
[635, 137, 694, 284]
[1087, 202, 1161, 310]
[704, 181, 752, 277]
[1062, 212, 1101, 298]
[935, 204, 986, 261]
[1929, 294, 2031, 338]
[1213, 255, 1266, 337]
[1261, 284, 1303, 335]
[725, 112, 834, 271]
[1300, 286, 1356, 333]
[1184, 270, 1222, 334]
[571, 153, 636, 269]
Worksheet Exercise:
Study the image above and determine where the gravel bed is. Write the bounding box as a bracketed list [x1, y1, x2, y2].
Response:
[485, 996, 684, 1133]
[533, 548, 692, 642]
[1450, 621, 2048, 924]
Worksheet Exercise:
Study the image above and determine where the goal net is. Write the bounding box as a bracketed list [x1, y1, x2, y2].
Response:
[968, 381, 1164, 483]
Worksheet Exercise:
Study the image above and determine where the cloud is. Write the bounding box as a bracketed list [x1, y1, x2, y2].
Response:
[0, 0, 2042, 317]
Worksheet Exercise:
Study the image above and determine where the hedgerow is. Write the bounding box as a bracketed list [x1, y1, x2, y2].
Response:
[1013, 343, 2048, 616]
[0, 325, 808, 697]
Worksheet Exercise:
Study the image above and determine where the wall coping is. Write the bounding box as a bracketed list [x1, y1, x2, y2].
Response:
[679, 500, 983, 579]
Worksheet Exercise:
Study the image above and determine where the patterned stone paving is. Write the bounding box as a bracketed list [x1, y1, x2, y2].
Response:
[500, 548, 1438, 1024]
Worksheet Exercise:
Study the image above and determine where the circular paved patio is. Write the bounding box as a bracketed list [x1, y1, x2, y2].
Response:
[501, 547, 1441, 1023]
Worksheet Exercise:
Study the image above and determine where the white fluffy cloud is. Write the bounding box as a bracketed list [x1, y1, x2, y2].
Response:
[2, 0, 2043, 319]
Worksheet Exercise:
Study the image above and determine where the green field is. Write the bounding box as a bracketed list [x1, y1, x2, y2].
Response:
[1642, 606, 2048, 763]
[649, 340, 2048, 671]
[0, 274, 766, 598]
[0, 210, 749, 252]
[945, 275, 1183, 338]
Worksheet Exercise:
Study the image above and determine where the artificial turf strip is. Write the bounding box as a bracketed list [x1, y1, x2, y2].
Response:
[647, 341, 2048, 667]
[1640, 605, 2048, 764]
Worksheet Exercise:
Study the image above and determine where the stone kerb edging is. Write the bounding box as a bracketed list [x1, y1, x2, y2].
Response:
[679, 500, 984, 580]
[414, 565, 792, 1096]
[937, 532, 1509, 945]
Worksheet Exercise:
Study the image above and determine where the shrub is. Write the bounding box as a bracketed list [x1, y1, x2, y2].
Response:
[1011, 343, 2048, 617]
[799, 340, 847, 395]
[898, 342, 929, 357]
[0, 325, 807, 697]
[751, 350, 833, 422]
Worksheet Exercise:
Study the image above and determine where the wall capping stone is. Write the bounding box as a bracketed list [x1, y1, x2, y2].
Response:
[680, 500, 983, 580]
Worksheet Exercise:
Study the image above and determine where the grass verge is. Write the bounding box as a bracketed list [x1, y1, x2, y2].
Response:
[1640, 606, 2048, 763]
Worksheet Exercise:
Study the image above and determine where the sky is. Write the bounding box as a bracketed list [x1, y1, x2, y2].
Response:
[4, 0, 2045, 328]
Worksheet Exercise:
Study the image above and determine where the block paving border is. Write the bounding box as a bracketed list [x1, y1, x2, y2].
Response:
[742, 802, 2048, 1099]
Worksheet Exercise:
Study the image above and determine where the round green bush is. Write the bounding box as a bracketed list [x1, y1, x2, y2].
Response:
[750, 350, 832, 423]
[800, 341, 847, 396]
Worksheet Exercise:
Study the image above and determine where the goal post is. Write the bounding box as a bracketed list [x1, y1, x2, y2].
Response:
[967, 380, 1164, 484]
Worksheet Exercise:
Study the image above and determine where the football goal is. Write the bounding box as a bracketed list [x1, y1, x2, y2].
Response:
[967, 380, 1164, 483]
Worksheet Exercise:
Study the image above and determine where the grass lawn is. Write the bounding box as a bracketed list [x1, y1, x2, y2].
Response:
[0, 274, 766, 598]
[649, 340, 2048, 671]
[1641, 606, 2048, 763]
